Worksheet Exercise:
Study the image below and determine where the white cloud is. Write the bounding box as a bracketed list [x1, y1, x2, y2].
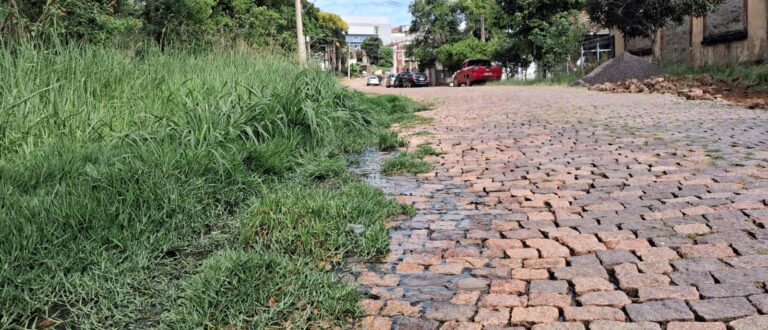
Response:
[312, 0, 412, 25]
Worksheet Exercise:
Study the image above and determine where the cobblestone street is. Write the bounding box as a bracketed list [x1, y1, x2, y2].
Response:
[350, 82, 768, 330]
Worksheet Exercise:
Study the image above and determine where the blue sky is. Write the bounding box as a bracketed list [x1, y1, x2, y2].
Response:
[312, 0, 412, 26]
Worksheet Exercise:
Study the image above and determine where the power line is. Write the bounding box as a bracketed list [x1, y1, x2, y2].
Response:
[382, 0, 404, 6]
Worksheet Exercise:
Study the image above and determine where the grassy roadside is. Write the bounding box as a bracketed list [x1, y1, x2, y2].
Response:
[665, 63, 768, 89]
[0, 42, 423, 329]
[489, 73, 581, 86]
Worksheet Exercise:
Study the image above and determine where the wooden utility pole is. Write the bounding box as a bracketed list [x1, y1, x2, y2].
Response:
[295, 0, 307, 65]
[480, 16, 486, 43]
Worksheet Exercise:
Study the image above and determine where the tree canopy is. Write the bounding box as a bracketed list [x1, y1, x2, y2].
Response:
[585, 0, 726, 40]
[437, 37, 492, 71]
[407, 0, 585, 73]
[361, 36, 384, 65]
[379, 46, 394, 67]
[497, 0, 583, 70]
[407, 0, 464, 68]
[1, 0, 342, 52]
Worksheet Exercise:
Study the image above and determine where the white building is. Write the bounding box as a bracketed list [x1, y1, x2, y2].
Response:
[343, 16, 392, 50]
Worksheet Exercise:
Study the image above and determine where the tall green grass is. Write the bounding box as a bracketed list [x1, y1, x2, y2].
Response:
[0, 42, 422, 329]
[381, 144, 443, 175]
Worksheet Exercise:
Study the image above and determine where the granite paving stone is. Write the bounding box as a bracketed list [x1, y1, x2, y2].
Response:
[689, 297, 758, 321]
[351, 83, 768, 329]
[625, 299, 695, 322]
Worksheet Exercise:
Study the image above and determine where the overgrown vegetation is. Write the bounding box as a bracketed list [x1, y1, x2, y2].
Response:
[381, 144, 443, 175]
[408, 0, 586, 74]
[378, 130, 408, 151]
[0, 1, 348, 58]
[491, 72, 583, 86]
[665, 64, 768, 89]
[0, 42, 424, 329]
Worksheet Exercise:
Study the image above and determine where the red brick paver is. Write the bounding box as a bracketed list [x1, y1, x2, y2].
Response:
[351, 82, 768, 329]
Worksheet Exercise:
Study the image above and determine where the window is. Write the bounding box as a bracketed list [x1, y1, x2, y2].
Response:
[374, 26, 379, 36]
[703, 0, 747, 44]
[467, 60, 492, 67]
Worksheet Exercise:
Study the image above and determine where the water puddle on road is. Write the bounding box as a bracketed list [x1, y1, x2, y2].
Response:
[349, 148, 420, 195]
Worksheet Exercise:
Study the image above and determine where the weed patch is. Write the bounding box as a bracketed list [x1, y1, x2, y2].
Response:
[381, 144, 443, 175]
[0, 43, 424, 328]
[490, 72, 582, 86]
[397, 115, 436, 129]
[665, 63, 768, 89]
[377, 130, 408, 151]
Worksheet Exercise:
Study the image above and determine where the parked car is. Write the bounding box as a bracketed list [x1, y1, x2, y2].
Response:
[385, 74, 397, 88]
[366, 75, 380, 86]
[452, 59, 502, 87]
[395, 72, 430, 88]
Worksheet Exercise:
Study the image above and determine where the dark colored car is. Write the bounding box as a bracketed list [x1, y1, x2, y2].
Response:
[395, 72, 430, 87]
[453, 59, 502, 87]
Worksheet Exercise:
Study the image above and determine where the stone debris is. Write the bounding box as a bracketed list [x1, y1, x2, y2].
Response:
[587, 76, 722, 101]
[586, 73, 768, 110]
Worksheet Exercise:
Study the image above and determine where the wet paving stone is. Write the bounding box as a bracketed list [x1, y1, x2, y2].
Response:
[350, 84, 768, 329]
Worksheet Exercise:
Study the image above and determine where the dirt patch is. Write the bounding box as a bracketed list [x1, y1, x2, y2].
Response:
[588, 74, 768, 109]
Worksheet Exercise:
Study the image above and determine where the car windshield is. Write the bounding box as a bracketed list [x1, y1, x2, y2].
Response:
[468, 60, 492, 67]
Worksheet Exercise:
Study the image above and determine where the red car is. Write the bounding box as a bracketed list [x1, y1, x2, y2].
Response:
[452, 59, 502, 87]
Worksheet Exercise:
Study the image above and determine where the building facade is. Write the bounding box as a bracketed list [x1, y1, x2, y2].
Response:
[615, 0, 767, 66]
[343, 16, 392, 50]
[390, 25, 417, 73]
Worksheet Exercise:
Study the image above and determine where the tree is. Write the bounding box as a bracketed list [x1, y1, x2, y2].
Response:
[529, 11, 586, 70]
[316, 12, 348, 44]
[143, 0, 215, 45]
[361, 36, 383, 65]
[496, 0, 582, 75]
[437, 38, 492, 71]
[379, 46, 393, 68]
[585, 0, 726, 62]
[408, 0, 464, 68]
[489, 34, 532, 74]
[2, 0, 142, 42]
[315, 12, 347, 71]
[460, 0, 506, 41]
[1, 0, 333, 54]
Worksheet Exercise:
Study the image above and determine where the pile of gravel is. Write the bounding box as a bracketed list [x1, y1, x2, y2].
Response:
[576, 53, 663, 86]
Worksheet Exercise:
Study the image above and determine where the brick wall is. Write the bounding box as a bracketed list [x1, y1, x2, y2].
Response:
[614, 0, 767, 66]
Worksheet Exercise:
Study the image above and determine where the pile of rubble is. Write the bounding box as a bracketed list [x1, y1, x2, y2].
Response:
[588, 75, 768, 109]
[588, 75, 724, 101]
[576, 53, 664, 86]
